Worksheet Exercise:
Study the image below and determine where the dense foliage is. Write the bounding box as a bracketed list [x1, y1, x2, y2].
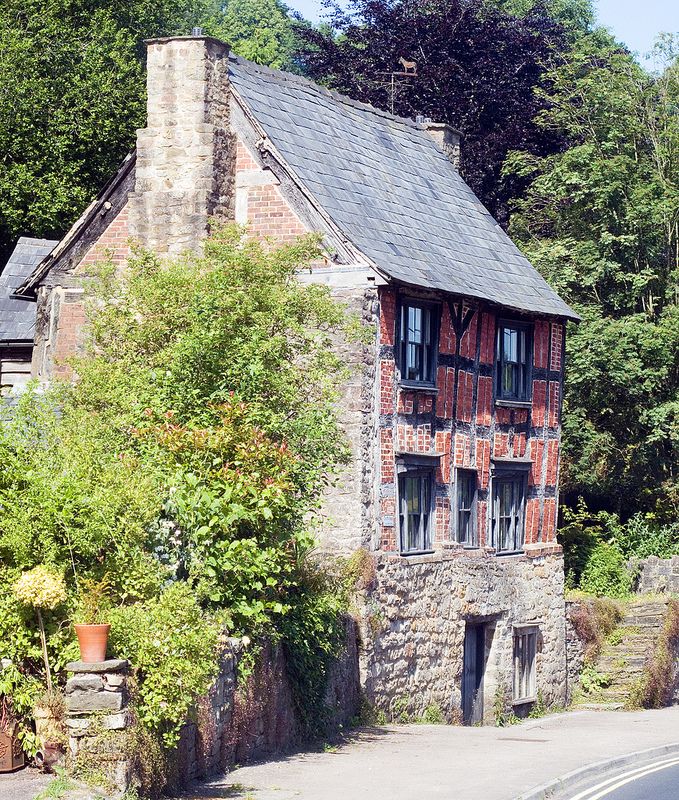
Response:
[508, 35, 679, 522]
[560, 500, 679, 597]
[0, 227, 355, 749]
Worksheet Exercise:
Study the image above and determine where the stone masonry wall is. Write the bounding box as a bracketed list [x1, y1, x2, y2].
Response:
[128, 36, 235, 254]
[635, 556, 679, 595]
[360, 550, 567, 721]
[177, 623, 359, 786]
[565, 600, 588, 700]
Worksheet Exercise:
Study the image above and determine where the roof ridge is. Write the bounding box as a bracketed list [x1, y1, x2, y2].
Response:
[229, 54, 425, 131]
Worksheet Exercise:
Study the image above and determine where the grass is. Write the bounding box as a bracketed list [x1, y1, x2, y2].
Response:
[33, 769, 75, 800]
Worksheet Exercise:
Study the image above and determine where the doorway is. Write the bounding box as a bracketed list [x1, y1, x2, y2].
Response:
[462, 622, 486, 725]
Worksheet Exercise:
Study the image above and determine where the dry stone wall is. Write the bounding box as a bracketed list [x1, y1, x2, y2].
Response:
[635, 556, 679, 595]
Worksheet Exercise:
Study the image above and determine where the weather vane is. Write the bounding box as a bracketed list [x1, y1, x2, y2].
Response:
[377, 57, 418, 115]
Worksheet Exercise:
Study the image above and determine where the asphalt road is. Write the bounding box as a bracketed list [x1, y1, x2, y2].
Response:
[567, 758, 679, 800]
[181, 707, 679, 800]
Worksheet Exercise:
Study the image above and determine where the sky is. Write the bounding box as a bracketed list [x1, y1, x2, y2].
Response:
[287, 0, 679, 62]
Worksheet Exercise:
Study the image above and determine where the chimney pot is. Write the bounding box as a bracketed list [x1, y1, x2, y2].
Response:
[191, 26, 203, 36]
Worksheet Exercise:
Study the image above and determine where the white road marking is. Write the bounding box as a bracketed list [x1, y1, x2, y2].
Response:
[568, 756, 679, 800]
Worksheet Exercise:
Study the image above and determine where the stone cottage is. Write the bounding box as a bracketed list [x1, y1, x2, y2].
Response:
[14, 35, 578, 725]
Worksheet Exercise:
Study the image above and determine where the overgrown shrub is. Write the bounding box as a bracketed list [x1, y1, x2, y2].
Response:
[0, 226, 356, 759]
[108, 584, 222, 748]
[579, 543, 632, 598]
[613, 515, 679, 561]
[567, 593, 623, 661]
[634, 600, 679, 708]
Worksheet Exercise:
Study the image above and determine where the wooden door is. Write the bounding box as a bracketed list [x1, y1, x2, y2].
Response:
[462, 622, 486, 725]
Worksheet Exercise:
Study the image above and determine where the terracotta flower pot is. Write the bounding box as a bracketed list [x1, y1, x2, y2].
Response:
[74, 623, 110, 663]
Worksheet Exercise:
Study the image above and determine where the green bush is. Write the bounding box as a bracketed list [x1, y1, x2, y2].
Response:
[0, 227, 355, 758]
[579, 542, 632, 599]
[108, 584, 221, 748]
[613, 515, 679, 561]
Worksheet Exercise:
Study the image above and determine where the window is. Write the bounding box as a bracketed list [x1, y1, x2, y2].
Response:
[398, 469, 434, 553]
[456, 470, 477, 547]
[513, 628, 537, 702]
[399, 301, 438, 385]
[491, 474, 526, 553]
[496, 322, 531, 401]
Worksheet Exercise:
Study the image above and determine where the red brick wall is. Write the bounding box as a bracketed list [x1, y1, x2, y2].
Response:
[79, 204, 130, 268]
[377, 285, 565, 555]
[39, 204, 131, 378]
[49, 293, 88, 379]
[236, 140, 307, 242]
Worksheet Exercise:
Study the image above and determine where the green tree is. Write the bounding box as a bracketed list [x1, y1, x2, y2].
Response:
[215, 0, 297, 69]
[506, 36, 679, 519]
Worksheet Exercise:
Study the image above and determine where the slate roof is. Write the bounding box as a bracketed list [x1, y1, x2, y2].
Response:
[229, 56, 578, 321]
[0, 237, 56, 342]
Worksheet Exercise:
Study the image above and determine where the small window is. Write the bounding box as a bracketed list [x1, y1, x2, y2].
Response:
[513, 628, 537, 702]
[456, 470, 477, 547]
[399, 301, 438, 385]
[398, 469, 434, 553]
[491, 474, 526, 553]
[496, 322, 531, 401]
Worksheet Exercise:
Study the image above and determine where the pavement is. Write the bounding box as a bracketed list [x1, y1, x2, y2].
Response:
[180, 707, 679, 800]
[5, 707, 679, 800]
[0, 767, 51, 800]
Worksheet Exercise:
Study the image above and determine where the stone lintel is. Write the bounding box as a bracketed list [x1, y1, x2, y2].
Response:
[66, 659, 129, 674]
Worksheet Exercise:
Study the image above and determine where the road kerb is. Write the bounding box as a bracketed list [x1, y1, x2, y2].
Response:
[516, 742, 679, 800]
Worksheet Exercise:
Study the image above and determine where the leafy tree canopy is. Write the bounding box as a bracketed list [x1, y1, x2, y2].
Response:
[215, 0, 299, 69]
[507, 36, 679, 519]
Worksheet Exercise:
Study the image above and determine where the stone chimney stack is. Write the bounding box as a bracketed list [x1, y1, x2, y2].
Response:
[128, 36, 234, 255]
[422, 122, 461, 171]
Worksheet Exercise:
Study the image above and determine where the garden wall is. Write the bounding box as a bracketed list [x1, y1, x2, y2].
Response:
[176, 617, 360, 786]
[565, 600, 588, 697]
[635, 556, 679, 595]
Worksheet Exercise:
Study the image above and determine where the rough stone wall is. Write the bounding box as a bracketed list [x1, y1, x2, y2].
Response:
[360, 550, 567, 721]
[128, 36, 235, 254]
[316, 285, 379, 553]
[635, 556, 679, 595]
[177, 623, 359, 786]
[565, 600, 588, 700]
[377, 287, 565, 553]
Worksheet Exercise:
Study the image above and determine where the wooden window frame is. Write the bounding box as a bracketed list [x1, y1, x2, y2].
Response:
[397, 299, 440, 388]
[455, 468, 478, 548]
[490, 466, 528, 554]
[496, 320, 532, 403]
[513, 627, 538, 703]
[398, 467, 435, 555]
